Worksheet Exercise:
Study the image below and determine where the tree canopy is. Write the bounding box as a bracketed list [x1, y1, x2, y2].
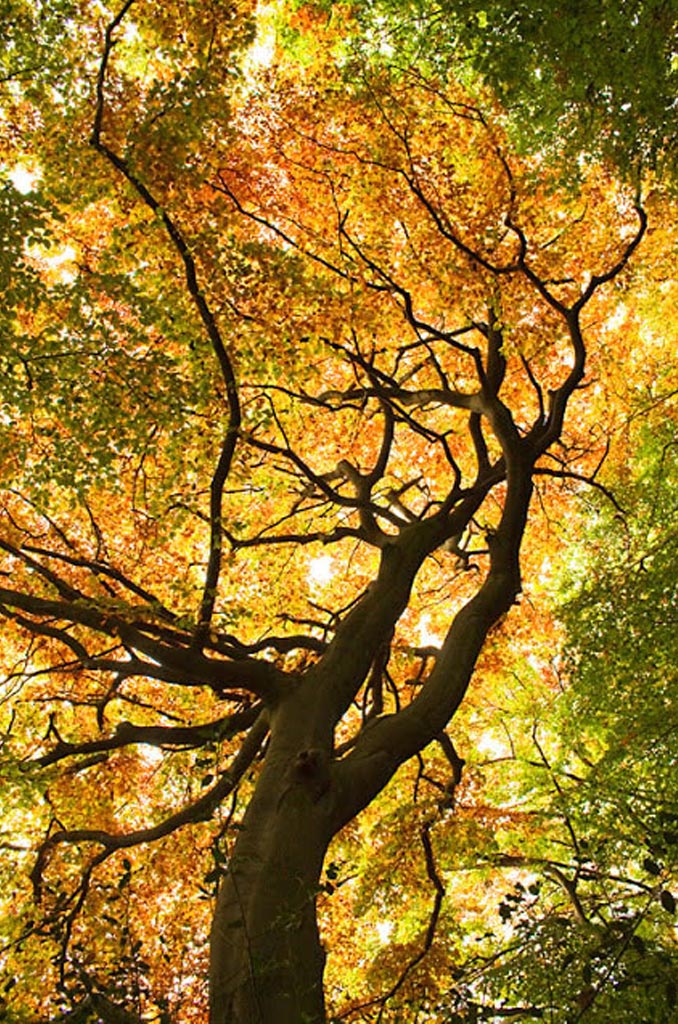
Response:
[330, 0, 678, 181]
[0, 2, 676, 1022]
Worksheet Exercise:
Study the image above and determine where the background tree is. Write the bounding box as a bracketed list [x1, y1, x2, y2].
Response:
[0, 3, 670, 1023]
[327, 0, 678, 182]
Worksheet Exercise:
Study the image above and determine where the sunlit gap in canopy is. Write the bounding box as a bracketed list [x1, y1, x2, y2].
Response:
[417, 612, 443, 648]
[375, 919, 393, 944]
[26, 242, 78, 285]
[7, 163, 41, 194]
[243, 0, 280, 74]
[307, 554, 334, 587]
[475, 729, 512, 760]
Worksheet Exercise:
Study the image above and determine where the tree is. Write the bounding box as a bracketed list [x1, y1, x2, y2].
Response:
[0, 2, 656, 1021]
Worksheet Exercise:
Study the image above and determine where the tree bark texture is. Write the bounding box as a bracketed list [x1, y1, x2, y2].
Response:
[209, 697, 335, 1024]
[207, 479, 532, 1022]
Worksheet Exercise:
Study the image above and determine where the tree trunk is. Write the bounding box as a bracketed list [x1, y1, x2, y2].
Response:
[207, 483, 533, 1020]
[209, 701, 334, 1024]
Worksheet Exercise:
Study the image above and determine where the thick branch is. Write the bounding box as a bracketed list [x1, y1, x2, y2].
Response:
[331, 413, 533, 826]
[0, 587, 287, 700]
[31, 705, 261, 767]
[310, 484, 492, 729]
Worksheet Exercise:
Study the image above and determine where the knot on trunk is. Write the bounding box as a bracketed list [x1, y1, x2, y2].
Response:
[290, 747, 330, 802]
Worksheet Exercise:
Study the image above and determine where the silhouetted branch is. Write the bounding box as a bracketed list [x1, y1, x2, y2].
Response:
[91, 1, 241, 641]
[31, 712, 269, 900]
[30, 704, 262, 767]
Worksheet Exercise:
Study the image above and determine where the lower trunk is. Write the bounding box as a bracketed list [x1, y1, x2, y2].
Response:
[209, 734, 333, 1024]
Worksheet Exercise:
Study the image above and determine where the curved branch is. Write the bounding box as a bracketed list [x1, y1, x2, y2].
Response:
[574, 205, 648, 311]
[20, 544, 177, 621]
[0, 587, 288, 700]
[91, 2, 241, 641]
[31, 712, 269, 900]
[0, 540, 86, 603]
[337, 820, 445, 1021]
[244, 434, 405, 533]
[534, 466, 625, 513]
[30, 704, 262, 767]
[331, 404, 532, 825]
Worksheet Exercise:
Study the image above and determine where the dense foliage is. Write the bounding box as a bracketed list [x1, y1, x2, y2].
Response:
[329, 0, 678, 180]
[0, 2, 676, 1022]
